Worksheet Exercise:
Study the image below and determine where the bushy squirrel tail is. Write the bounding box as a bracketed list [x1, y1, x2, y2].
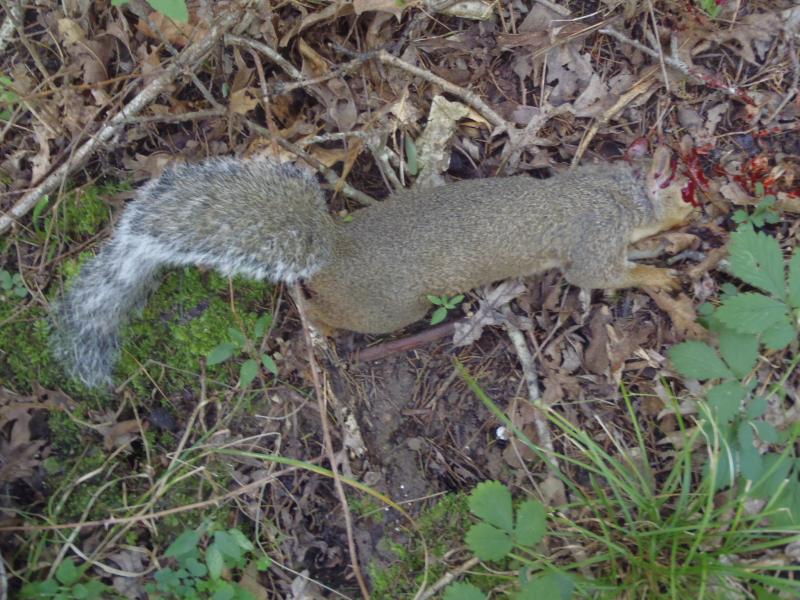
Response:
[51, 234, 162, 388]
[51, 158, 333, 388]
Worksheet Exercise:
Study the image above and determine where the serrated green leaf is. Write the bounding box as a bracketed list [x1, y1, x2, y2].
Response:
[206, 544, 224, 579]
[752, 420, 778, 444]
[165, 530, 200, 557]
[669, 341, 732, 380]
[718, 329, 758, 378]
[738, 425, 763, 481]
[185, 556, 207, 577]
[468, 480, 513, 531]
[728, 228, 786, 299]
[227, 327, 246, 346]
[0, 271, 11, 288]
[716, 293, 788, 334]
[214, 530, 244, 563]
[746, 396, 768, 419]
[450, 294, 465, 305]
[212, 581, 237, 600]
[513, 500, 546, 546]
[706, 381, 745, 423]
[147, 0, 189, 22]
[465, 523, 513, 561]
[761, 317, 797, 350]
[253, 313, 273, 338]
[239, 359, 258, 387]
[228, 528, 255, 552]
[427, 294, 444, 306]
[443, 582, 485, 600]
[517, 573, 572, 600]
[788, 251, 800, 309]
[56, 558, 81, 586]
[207, 342, 237, 365]
[430, 306, 448, 325]
[751, 453, 793, 499]
[261, 354, 278, 375]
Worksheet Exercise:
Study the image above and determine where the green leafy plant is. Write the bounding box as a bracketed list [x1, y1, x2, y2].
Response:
[669, 224, 800, 508]
[699, 0, 724, 18]
[111, 0, 189, 22]
[732, 182, 780, 228]
[20, 557, 112, 599]
[146, 524, 270, 599]
[206, 313, 279, 388]
[427, 293, 464, 325]
[452, 363, 800, 598]
[0, 74, 20, 121]
[1, 268, 28, 299]
[444, 481, 572, 600]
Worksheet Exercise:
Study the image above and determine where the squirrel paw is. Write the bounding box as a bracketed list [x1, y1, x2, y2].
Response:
[629, 265, 681, 291]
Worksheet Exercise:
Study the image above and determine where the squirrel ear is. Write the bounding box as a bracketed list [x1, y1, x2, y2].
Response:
[645, 146, 677, 196]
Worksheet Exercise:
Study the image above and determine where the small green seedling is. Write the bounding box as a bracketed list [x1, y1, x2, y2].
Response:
[206, 313, 279, 388]
[427, 293, 464, 325]
[111, 0, 188, 22]
[19, 558, 111, 599]
[698, 0, 723, 17]
[0, 75, 20, 121]
[146, 524, 271, 599]
[732, 182, 780, 228]
[0, 269, 28, 299]
[444, 481, 573, 599]
[669, 222, 800, 507]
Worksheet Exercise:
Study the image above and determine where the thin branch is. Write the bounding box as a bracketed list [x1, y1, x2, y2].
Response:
[292, 283, 371, 600]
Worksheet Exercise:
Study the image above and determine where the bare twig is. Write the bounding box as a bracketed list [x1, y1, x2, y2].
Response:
[0, 7, 247, 235]
[418, 557, 481, 600]
[375, 49, 508, 133]
[292, 283, 371, 600]
[600, 25, 755, 103]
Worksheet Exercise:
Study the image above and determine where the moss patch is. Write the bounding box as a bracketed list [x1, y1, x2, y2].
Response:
[118, 268, 273, 394]
[371, 493, 473, 599]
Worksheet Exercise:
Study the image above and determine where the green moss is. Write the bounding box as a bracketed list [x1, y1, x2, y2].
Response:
[0, 300, 60, 391]
[371, 493, 473, 599]
[45, 181, 128, 241]
[118, 268, 273, 393]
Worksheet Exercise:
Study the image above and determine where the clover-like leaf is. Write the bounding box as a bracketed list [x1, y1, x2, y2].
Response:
[465, 523, 513, 561]
[468, 480, 513, 531]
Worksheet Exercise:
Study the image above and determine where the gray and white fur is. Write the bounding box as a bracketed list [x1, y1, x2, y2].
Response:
[51, 158, 331, 388]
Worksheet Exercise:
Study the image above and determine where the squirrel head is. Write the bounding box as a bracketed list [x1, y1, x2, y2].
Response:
[645, 146, 698, 228]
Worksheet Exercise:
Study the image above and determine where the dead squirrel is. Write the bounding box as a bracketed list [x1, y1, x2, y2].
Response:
[51, 147, 694, 387]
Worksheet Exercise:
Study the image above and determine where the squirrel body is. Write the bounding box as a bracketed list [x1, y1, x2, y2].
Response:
[52, 149, 693, 387]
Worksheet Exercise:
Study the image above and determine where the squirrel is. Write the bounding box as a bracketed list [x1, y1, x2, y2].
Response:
[51, 147, 694, 388]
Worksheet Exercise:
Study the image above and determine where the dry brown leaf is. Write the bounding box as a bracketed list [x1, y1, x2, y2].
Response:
[96, 419, 143, 451]
[353, 0, 405, 20]
[137, 11, 207, 47]
[229, 88, 259, 115]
